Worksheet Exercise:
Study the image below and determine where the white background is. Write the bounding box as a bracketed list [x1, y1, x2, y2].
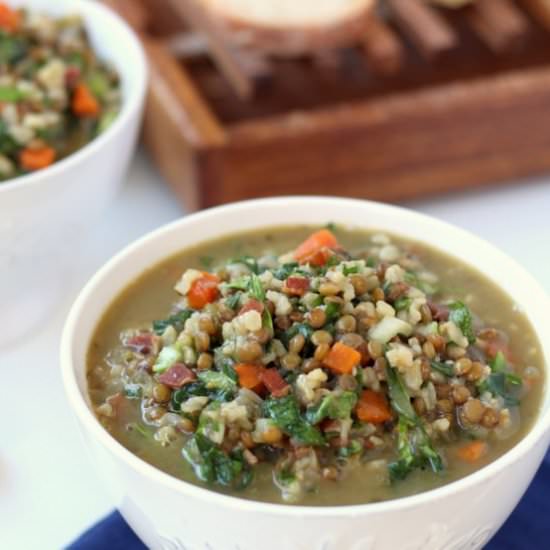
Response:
[1, 151, 549, 549]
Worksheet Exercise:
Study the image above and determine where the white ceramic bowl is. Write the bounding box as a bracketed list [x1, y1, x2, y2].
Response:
[0, 0, 147, 347]
[61, 197, 550, 550]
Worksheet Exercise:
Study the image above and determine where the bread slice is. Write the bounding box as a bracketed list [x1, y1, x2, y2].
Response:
[198, 0, 376, 56]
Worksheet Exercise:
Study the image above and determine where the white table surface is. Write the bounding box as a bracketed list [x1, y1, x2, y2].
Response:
[1, 150, 549, 549]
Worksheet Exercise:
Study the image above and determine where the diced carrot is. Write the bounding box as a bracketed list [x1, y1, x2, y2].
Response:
[260, 368, 290, 397]
[20, 146, 56, 171]
[72, 82, 100, 117]
[293, 229, 338, 266]
[187, 272, 220, 309]
[355, 390, 393, 424]
[0, 3, 20, 32]
[456, 440, 488, 463]
[323, 342, 361, 374]
[235, 363, 264, 392]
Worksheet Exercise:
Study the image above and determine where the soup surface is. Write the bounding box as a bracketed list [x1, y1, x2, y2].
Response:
[87, 226, 544, 505]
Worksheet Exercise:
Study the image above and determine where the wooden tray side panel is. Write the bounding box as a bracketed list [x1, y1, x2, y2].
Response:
[199, 68, 550, 206]
[142, 91, 201, 211]
[140, 37, 229, 211]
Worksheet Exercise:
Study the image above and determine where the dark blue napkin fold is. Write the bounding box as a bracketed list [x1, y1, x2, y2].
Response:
[68, 452, 550, 550]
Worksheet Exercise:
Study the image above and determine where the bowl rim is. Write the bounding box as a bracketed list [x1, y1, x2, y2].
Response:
[0, 0, 147, 194]
[61, 196, 550, 517]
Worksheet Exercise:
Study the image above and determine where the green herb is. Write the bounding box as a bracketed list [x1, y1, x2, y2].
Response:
[430, 361, 455, 378]
[324, 302, 341, 323]
[65, 51, 86, 70]
[388, 417, 416, 480]
[275, 468, 296, 486]
[283, 370, 300, 385]
[316, 255, 340, 275]
[248, 273, 265, 301]
[385, 366, 416, 423]
[386, 366, 444, 481]
[416, 431, 444, 473]
[306, 391, 358, 424]
[225, 293, 241, 310]
[220, 360, 238, 383]
[152, 344, 183, 373]
[394, 297, 412, 312]
[506, 373, 523, 386]
[388, 417, 444, 482]
[448, 301, 476, 344]
[0, 119, 18, 155]
[0, 86, 26, 102]
[478, 352, 522, 406]
[199, 353, 237, 398]
[182, 433, 253, 489]
[338, 439, 363, 458]
[198, 369, 237, 397]
[309, 294, 323, 308]
[479, 373, 519, 407]
[366, 257, 377, 268]
[264, 394, 325, 446]
[283, 323, 314, 347]
[87, 70, 111, 100]
[230, 255, 259, 274]
[342, 264, 359, 276]
[326, 255, 340, 268]
[124, 384, 142, 399]
[273, 262, 300, 280]
[213, 348, 237, 378]
[152, 309, 193, 335]
[237, 462, 254, 489]
[490, 351, 507, 373]
[170, 382, 208, 412]
[226, 277, 249, 291]
[36, 120, 65, 142]
[0, 34, 26, 64]
[325, 222, 337, 232]
[355, 369, 366, 391]
[262, 309, 273, 332]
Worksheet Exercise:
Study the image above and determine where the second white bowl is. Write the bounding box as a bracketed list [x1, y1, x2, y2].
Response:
[0, 0, 147, 347]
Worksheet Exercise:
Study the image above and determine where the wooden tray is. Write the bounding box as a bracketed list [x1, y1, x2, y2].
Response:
[108, 0, 550, 211]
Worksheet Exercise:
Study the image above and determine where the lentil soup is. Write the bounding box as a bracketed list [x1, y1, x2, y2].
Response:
[87, 226, 544, 506]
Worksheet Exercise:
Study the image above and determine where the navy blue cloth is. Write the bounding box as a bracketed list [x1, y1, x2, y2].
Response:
[68, 454, 550, 550]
